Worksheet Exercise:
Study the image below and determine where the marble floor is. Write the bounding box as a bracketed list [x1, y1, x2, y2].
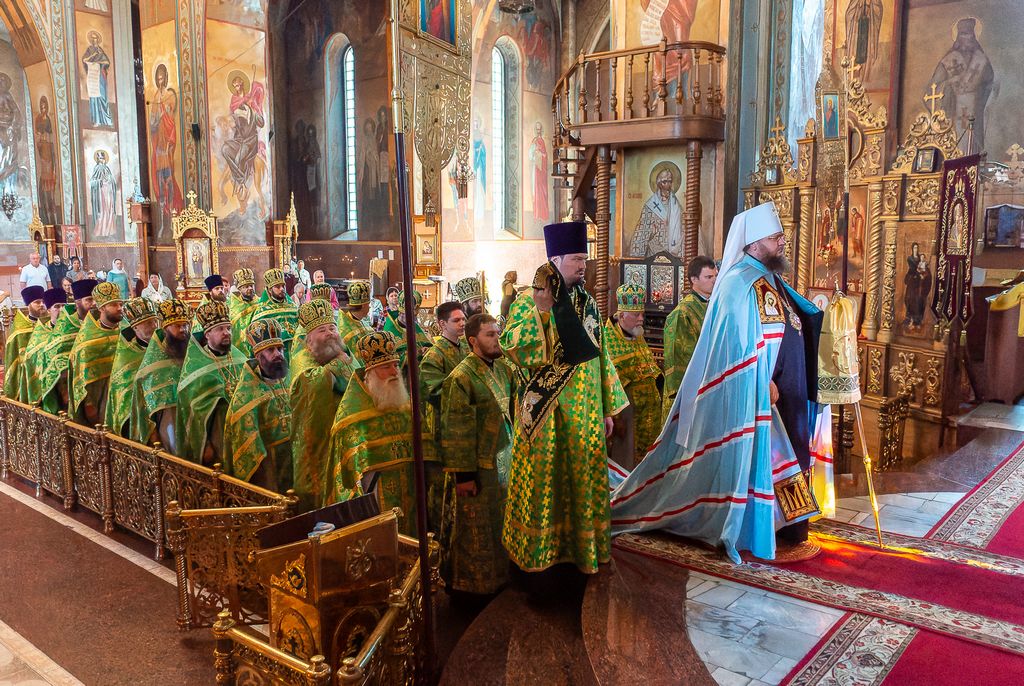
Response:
[688, 491, 966, 686]
[0, 620, 82, 686]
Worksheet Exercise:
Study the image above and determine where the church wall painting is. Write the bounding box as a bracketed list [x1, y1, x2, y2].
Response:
[26, 61, 60, 226]
[206, 0, 266, 30]
[0, 31, 33, 240]
[140, 0, 175, 28]
[142, 20, 184, 243]
[81, 128, 122, 242]
[621, 148, 686, 259]
[204, 19, 272, 245]
[832, 0, 901, 103]
[74, 12, 116, 129]
[899, 0, 1024, 159]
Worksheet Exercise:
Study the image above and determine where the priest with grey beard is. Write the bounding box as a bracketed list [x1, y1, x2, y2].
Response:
[290, 299, 356, 510]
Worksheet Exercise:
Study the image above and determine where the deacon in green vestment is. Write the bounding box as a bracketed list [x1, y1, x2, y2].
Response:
[500, 222, 628, 575]
[325, 331, 417, 537]
[224, 319, 292, 492]
[661, 256, 716, 421]
[604, 284, 663, 467]
[38, 279, 96, 414]
[229, 268, 260, 353]
[177, 300, 246, 464]
[24, 288, 67, 405]
[132, 299, 191, 450]
[439, 313, 514, 595]
[3, 286, 46, 401]
[290, 299, 354, 510]
[337, 281, 373, 362]
[68, 282, 124, 426]
[420, 300, 469, 528]
[382, 289, 431, 369]
[249, 268, 298, 360]
[105, 298, 158, 437]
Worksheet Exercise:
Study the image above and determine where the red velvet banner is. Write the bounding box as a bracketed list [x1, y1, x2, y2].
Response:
[931, 153, 982, 324]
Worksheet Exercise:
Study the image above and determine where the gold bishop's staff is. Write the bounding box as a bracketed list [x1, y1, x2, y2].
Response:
[389, 0, 436, 673]
[839, 56, 883, 548]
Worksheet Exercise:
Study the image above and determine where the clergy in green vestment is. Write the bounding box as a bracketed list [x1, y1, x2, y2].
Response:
[603, 284, 663, 467]
[453, 276, 486, 317]
[24, 288, 67, 405]
[189, 274, 228, 334]
[3, 286, 46, 402]
[290, 299, 354, 510]
[500, 222, 628, 575]
[249, 268, 298, 360]
[661, 256, 716, 421]
[228, 268, 259, 353]
[132, 299, 190, 450]
[224, 319, 292, 492]
[177, 300, 246, 465]
[337, 281, 373, 362]
[286, 281, 335, 376]
[325, 331, 417, 536]
[382, 289, 432, 369]
[439, 313, 514, 595]
[68, 282, 124, 426]
[105, 298, 158, 437]
[39, 279, 96, 414]
[420, 300, 469, 528]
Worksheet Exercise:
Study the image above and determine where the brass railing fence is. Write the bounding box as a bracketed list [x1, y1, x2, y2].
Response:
[0, 395, 291, 559]
[552, 39, 726, 136]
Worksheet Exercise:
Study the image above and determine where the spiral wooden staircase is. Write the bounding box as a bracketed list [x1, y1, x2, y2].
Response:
[552, 39, 728, 313]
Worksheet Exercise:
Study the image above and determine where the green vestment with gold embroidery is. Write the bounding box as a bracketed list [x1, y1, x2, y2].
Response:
[131, 329, 183, 445]
[68, 312, 121, 424]
[603, 316, 663, 464]
[3, 310, 38, 402]
[325, 371, 416, 537]
[500, 291, 628, 574]
[176, 334, 247, 463]
[104, 330, 148, 437]
[228, 293, 259, 353]
[38, 306, 83, 414]
[24, 319, 55, 405]
[290, 356, 351, 511]
[382, 313, 432, 369]
[439, 354, 514, 594]
[250, 292, 298, 356]
[224, 360, 292, 492]
[662, 292, 707, 421]
[337, 310, 372, 364]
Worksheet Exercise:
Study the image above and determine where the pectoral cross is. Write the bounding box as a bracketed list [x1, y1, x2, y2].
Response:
[924, 83, 944, 118]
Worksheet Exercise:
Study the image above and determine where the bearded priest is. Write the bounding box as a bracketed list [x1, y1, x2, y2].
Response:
[229, 268, 259, 352]
[68, 281, 124, 426]
[105, 297, 158, 438]
[132, 299, 191, 450]
[3, 285, 46, 401]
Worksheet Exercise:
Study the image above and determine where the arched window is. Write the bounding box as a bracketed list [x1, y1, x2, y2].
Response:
[324, 35, 357, 238]
[491, 38, 521, 236]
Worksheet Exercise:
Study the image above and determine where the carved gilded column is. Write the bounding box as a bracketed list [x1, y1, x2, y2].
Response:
[862, 181, 885, 339]
[684, 141, 703, 264]
[595, 145, 611, 317]
[796, 186, 814, 293]
[877, 218, 899, 343]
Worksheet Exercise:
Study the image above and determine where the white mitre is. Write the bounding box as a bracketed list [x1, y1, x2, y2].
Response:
[713, 201, 785, 299]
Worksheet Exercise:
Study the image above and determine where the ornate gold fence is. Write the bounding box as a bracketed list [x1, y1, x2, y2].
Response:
[0, 396, 291, 559]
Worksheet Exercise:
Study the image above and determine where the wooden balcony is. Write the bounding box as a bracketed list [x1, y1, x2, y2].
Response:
[552, 40, 727, 150]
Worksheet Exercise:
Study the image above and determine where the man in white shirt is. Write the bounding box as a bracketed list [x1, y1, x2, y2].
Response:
[20, 253, 51, 291]
[297, 259, 312, 292]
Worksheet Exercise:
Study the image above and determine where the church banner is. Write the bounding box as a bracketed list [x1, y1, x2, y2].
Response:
[932, 153, 981, 325]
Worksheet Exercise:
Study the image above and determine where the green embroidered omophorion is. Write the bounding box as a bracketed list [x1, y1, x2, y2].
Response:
[223, 360, 292, 491]
[662, 292, 707, 421]
[68, 313, 121, 423]
[38, 306, 83, 414]
[104, 329, 148, 437]
[602, 316, 663, 464]
[500, 290, 628, 574]
[3, 310, 37, 401]
[176, 334, 246, 462]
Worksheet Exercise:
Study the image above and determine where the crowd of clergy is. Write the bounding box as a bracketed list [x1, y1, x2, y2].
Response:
[2, 220, 723, 597]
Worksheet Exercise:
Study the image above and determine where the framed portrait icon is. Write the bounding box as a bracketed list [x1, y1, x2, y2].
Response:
[821, 93, 841, 140]
[419, 0, 458, 52]
[913, 148, 937, 174]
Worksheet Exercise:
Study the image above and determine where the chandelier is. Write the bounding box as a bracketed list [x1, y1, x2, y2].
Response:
[498, 0, 535, 14]
[0, 188, 22, 221]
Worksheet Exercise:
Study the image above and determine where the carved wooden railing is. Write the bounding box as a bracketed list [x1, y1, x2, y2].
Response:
[552, 39, 726, 145]
[0, 396, 292, 559]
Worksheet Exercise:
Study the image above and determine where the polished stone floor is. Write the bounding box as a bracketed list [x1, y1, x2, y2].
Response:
[0, 620, 82, 686]
[689, 490, 964, 686]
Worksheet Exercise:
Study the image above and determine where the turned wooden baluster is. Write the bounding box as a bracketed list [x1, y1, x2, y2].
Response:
[609, 57, 618, 119]
[657, 39, 668, 116]
[577, 54, 588, 124]
[564, 76, 572, 128]
[714, 52, 724, 116]
[675, 48, 684, 109]
[625, 54, 634, 119]
[691, 48, 702, 115]
[594, 60, 602, 121]
[642, 52, 651, 116]
[706, 51, 716, 116]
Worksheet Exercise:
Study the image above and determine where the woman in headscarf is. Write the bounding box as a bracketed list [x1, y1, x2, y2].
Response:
[141, 272, 173, 303]
[291, 281, 308, 306]
[107, 258, 131, 299]
[66, 256, 83, 282]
